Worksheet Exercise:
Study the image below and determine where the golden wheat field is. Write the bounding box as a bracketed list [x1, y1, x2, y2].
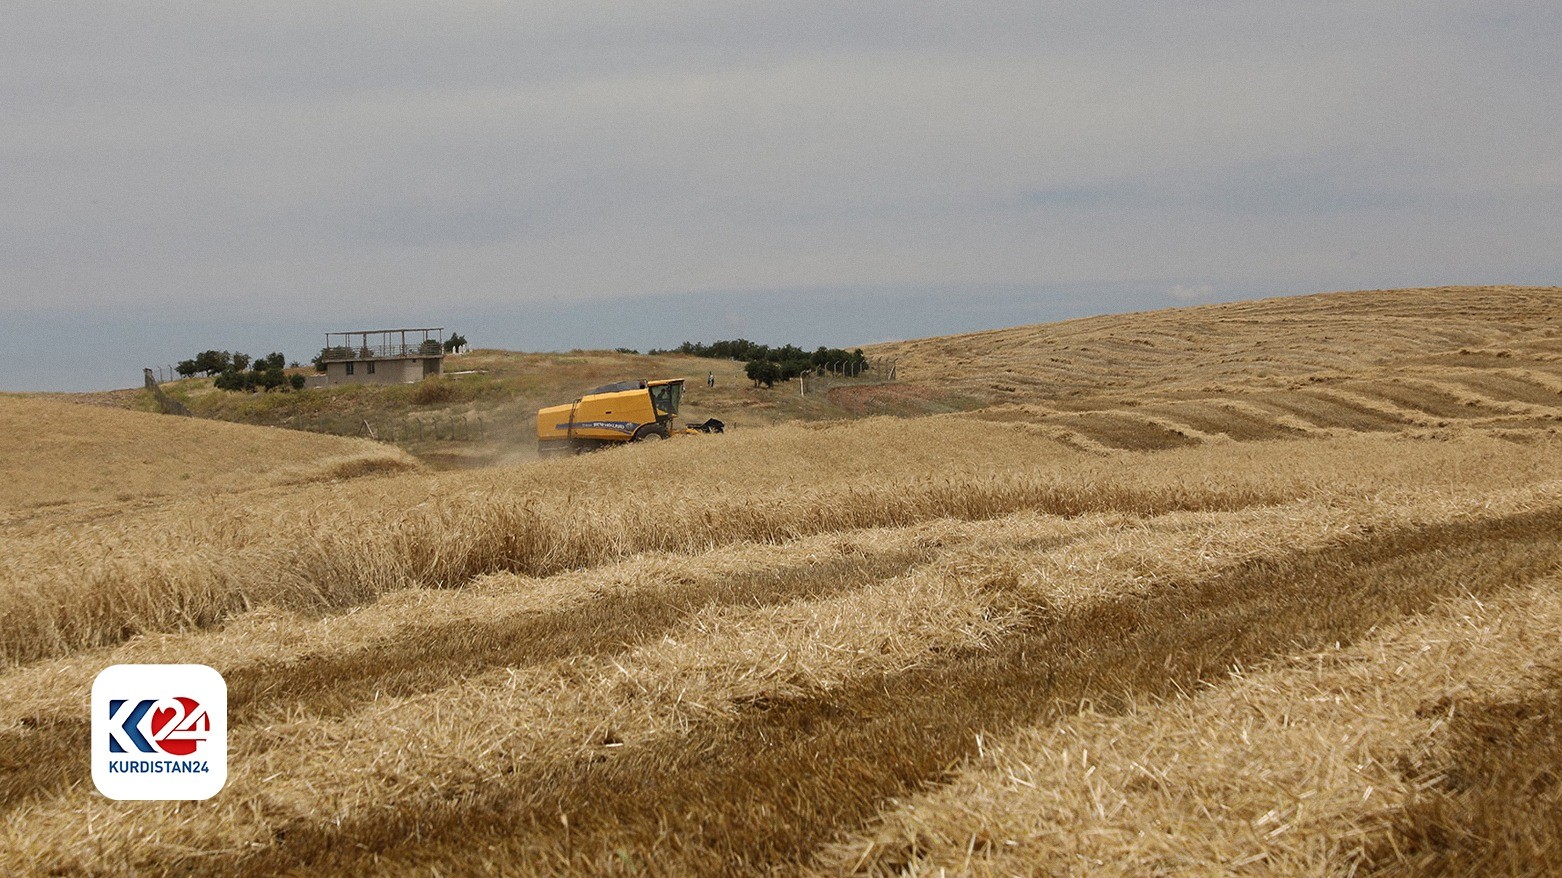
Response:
[0, 395, 417, 516]
[3, 286, 1561, 876]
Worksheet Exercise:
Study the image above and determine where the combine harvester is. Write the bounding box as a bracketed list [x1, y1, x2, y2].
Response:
[536, 378, 723, 456]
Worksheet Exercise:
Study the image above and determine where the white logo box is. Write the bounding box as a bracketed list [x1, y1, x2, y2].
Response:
[91, 664, 228, 801]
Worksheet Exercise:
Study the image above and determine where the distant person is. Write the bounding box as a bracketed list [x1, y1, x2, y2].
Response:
[707, 371, 715, 388]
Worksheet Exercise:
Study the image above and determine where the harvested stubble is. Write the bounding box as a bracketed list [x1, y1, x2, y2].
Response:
[3, 415, 1378, 666]
[817, 579, 1562, 877]
[4, 463, 1562, 873]
[0, 395, 415, 518]
[5, 287, 1562, 876]
[881, 287, 1562, 449]
[0, 518, 1046, 833]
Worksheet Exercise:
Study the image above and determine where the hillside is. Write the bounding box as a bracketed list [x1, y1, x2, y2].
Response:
[0, 395, 415, 518]
[135, 349, 918, 469]
[3, 286, 1561, 875]
[870, 285, 1562, 448]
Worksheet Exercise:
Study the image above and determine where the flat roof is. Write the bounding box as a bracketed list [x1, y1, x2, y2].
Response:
[327, 328, 444, 335]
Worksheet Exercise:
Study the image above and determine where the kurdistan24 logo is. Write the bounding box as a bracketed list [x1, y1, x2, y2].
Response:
[106, 696, 211, 757]
[92, 665, 228, 800]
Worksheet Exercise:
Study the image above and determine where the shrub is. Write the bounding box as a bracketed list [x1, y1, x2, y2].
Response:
[213, 369, 244, 392]
[411, 379, 456, 405]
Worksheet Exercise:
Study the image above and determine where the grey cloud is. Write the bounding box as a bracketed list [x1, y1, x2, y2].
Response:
[1018, 186, 1114, 208]
[2, 2, 1560, 390]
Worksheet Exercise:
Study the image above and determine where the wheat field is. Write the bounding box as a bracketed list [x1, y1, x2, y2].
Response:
[0, 395, 416, 516]
[2, 286, 1561, 876]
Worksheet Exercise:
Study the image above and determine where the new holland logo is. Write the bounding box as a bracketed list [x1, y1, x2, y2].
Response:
[92, 665, 227, 800]
[556, 420, 638, 434]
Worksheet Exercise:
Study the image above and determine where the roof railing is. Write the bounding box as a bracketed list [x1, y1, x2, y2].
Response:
[319, 327, 446, 361]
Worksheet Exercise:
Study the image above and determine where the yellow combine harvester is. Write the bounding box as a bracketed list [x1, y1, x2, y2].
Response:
[537, 378, 723, 455]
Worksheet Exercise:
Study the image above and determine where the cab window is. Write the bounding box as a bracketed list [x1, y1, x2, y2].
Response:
[649, 383, 682, 415]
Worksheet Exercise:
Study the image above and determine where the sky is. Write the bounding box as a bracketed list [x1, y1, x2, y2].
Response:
[3, 1, 1559, 391]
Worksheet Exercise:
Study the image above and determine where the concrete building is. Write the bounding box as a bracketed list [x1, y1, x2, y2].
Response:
[319, 328, 445, 386]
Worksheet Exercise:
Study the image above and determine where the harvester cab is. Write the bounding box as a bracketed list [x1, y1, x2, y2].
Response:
[537, 378, 722, 456]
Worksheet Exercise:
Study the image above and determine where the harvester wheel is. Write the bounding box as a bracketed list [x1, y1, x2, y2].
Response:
[632, 426, 667, 442]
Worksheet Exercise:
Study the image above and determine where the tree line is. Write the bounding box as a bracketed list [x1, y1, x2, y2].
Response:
[648, 339, 868, 389]
[176, 350, 305, 392]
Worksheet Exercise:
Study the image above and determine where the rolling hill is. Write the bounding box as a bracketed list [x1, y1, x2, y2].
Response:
[0, 395, 415, 518]
[2, 285, 1560, 876]
[869, 284, 1562, 448]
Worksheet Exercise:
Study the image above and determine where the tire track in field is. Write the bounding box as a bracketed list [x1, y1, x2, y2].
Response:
[0, 546, 938, 813]
[189, 506, 1562, 876]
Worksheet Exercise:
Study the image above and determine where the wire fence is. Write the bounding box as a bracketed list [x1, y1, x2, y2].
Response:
[799, 357, 899, 397]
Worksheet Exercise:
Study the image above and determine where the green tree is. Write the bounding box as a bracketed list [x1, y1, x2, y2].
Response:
[191, 348, 303, 392]
[258, 365, 286, 391]
[194, 350, 230, 376]
[745, 359, 780, 388]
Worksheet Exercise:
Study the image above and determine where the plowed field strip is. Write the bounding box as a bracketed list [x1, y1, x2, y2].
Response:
[176, 506, 1562, 876]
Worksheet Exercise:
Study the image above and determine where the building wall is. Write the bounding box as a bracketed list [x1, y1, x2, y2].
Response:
[324, 357, 441, 386]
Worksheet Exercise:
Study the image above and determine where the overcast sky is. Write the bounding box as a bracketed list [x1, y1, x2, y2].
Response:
[3, 1, 1559, 390]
